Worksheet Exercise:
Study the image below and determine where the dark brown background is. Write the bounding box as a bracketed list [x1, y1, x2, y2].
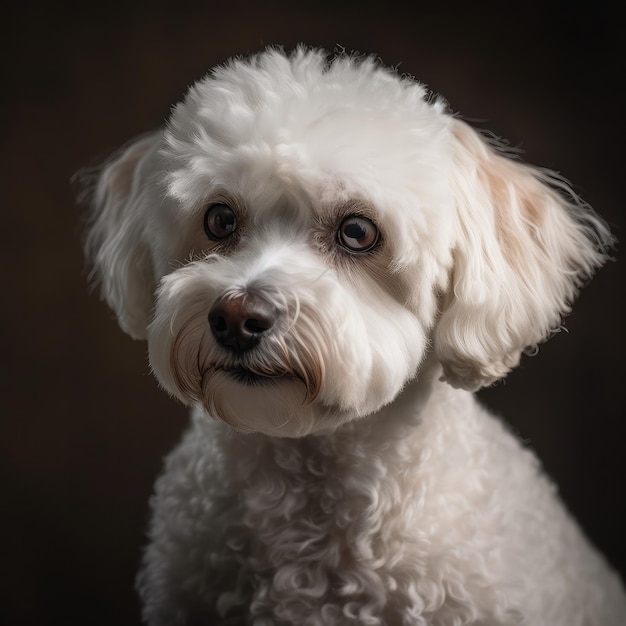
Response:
[2, 2, 624, 625]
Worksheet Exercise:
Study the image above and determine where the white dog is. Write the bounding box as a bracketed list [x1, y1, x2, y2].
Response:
[83, 47, 626, 625]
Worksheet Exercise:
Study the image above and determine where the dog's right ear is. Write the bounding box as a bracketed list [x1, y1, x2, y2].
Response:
[433, 119, 613, 391]
[81, 132, 161, 340]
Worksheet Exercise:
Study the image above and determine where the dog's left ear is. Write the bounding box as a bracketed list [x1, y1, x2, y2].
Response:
[434, 119, 613, 391]
[83, 132, 161, 340]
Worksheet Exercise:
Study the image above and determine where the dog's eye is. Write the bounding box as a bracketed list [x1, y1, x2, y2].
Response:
[338, 216, 379, 252]
[204, 203, 237, 240]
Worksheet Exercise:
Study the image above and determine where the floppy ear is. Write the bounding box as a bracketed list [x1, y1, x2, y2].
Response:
[82, 132, 161, 340]
[434, 119, 613, 391]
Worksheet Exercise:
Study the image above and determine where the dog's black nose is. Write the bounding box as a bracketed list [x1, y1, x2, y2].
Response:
[208, 292, 277, 353]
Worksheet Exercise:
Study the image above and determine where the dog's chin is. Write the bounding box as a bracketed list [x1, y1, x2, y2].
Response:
[201, 369, 343, 438]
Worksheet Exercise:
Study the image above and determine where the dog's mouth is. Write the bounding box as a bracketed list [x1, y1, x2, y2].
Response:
[216, 366, 290, 387]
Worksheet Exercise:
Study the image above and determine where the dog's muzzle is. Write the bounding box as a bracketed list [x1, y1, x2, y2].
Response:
[208, 291, 278, 354]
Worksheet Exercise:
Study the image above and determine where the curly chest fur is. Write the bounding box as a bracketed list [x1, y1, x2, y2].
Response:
[213, 431, 424, 624]
[142, 394, 541, 626]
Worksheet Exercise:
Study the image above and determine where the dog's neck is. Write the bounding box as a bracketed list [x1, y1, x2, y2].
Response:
[329, 352, 447, 445]
[202, 353, 458, 472]
[262, 353, 448, 451]
[211, 353, 463, 525]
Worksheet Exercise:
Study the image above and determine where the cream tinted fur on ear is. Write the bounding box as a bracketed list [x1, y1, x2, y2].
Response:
[82, 47, 625, 625]
[435, 120, 612, 390]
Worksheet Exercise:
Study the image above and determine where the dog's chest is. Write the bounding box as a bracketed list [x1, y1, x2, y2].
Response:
[215, 431, 430, 612]
[233, 435, 395, 566]
[175, 407, 534, 624]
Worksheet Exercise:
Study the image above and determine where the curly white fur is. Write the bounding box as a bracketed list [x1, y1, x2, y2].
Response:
[83, 46, 625, 625]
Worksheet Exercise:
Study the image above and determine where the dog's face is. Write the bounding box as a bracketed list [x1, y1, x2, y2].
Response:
[84, 47, 611, 437]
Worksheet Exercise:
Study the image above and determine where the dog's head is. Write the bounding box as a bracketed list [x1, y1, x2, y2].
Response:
[83, 47, 612, 437]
